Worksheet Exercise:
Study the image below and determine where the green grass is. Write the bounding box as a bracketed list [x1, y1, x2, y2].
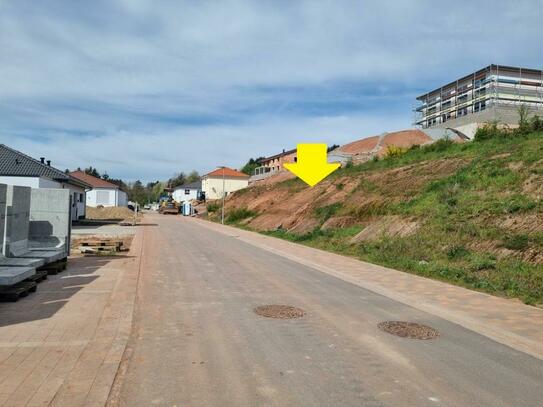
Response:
[225, 208, 256, 224]
[255, 131, 543, 305]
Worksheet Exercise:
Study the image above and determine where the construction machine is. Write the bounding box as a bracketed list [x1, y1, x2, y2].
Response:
[158, 187, 180, 215]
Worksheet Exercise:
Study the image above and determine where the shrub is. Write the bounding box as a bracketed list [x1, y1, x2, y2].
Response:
[517, 104, 531, 135]
[446, 244, 469, 259]
[502, 234, 530, 251]
[474, 122, 508, 141]
[226, 208, 256, 223]
[385, 145, 407, 159]
[315, 203, 342, 222]
[530, 115, 543, 131]
[422, 137, 454, 152]
[207, 203, 220, 212]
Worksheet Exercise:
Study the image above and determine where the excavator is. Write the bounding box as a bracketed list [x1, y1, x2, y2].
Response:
[158, 187, 180, 215]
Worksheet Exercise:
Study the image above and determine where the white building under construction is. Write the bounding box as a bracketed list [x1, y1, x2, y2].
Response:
[415, 64, 543, 138]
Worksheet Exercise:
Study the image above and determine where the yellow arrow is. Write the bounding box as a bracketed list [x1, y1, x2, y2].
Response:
[284, 144, 341, 187]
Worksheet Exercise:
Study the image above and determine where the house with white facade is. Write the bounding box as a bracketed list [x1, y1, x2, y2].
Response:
[69, 170, 127, 207]
[172, 180, 202, 203]
[201, 167, 249, 200]
[0, 144, 91, 221]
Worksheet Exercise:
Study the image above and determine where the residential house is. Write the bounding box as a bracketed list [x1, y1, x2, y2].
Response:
[172, 180, 202, 203]
[0, 144, 90, 221]
[201, 167, 249, 200]
[69, 170, 128, 207]
[250, 148, 297, 183]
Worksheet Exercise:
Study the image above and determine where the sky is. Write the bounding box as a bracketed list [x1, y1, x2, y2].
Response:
[1, 0, 542, 182]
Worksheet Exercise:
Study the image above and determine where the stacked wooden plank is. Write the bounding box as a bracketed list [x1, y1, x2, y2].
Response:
[77, 238, 126, 255]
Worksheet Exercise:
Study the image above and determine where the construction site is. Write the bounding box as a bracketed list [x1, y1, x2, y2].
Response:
[2, 0, 543, 404]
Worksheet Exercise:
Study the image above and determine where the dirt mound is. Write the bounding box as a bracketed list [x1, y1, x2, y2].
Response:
[86, 206, 138, 221]
[350, 216, 420, 243]
[337, 135, 380, 154]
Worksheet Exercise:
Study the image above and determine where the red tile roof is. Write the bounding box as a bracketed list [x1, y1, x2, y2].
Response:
[205, 167, 249, 178]
[69, 170, 121, 189]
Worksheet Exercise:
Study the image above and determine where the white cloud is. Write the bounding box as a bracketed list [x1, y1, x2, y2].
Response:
[1, 0, 542, 180]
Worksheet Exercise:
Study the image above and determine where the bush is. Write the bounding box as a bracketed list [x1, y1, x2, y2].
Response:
[226, 208, 255, 223]
[207, 203, 220, 212]
[385, 145, 407, 159]
[474, 122, 509, 141]
[446, 244, 469, 259]
[502, 234, 530, 251]
[530, 115, 543, 131]
[315, 203, 342, 222]
[422, 137, 454, 152]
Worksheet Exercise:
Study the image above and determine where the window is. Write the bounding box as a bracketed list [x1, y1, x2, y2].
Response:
[457, 107, 468, 117]
[474, 101, 486, 113]
[457, 94, 468, 103]
[96, 190, 109, 205]
[185, 189, 190, 195]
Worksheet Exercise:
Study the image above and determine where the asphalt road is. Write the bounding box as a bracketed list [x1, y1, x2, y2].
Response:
[113, 214, 543, 407]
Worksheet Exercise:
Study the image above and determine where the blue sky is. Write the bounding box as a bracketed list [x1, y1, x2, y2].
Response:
[1, 0, 542, 182]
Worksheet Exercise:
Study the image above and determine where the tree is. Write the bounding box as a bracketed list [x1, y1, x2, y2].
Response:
[241, 157, 264, 175]
[84, 166, 100, 178]
[186, 170, 200, 183]
[167, 172, 186, 188]
[128, 180, 146, 204]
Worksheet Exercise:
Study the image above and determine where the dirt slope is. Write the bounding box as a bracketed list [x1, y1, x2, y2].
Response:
[214, 133, 543, 305]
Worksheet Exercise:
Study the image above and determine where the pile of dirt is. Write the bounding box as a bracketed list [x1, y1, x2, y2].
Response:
[86, 206, 140, 221]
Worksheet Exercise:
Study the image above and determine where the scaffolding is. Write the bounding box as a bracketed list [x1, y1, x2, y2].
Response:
[414, 64, 543, 129]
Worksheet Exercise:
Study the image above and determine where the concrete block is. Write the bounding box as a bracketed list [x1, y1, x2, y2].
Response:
[3, 185, 31, 257]
[0, 266, 35, 286]
[29, 188, 71, 255]
[1, 185, 68, 265]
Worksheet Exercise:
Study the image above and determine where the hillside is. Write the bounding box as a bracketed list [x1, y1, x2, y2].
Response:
[209, 131, 543, 305]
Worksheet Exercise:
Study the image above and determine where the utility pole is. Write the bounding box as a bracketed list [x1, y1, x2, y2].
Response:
[221, 166, 226, 224]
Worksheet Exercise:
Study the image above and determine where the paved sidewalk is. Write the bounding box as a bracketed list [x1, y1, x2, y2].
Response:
[0, 230, 142, 406]
[190, 217, 543, 361]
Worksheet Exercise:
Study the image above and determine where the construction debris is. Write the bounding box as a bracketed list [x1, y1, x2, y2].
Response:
[76, 238, 128, 255]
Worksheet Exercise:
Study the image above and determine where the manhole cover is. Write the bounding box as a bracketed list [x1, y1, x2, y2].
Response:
[254, 305, 305, 319]
[377, 321, 439, 340]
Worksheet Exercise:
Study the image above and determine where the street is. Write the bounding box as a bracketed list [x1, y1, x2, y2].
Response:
[112, 214, 543, 407]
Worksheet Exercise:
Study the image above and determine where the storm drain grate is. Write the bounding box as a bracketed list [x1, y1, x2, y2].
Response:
[378, 321, 439, 340]
[254, 305, 305, 319]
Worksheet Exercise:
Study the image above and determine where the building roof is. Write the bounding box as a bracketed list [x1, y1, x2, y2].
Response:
[258, 148, 296, 163]
[204, 167, 249, 178]
[174, 180, 202, 190]
[0, 144, 90, 188]
[69, 170, 122, 189]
